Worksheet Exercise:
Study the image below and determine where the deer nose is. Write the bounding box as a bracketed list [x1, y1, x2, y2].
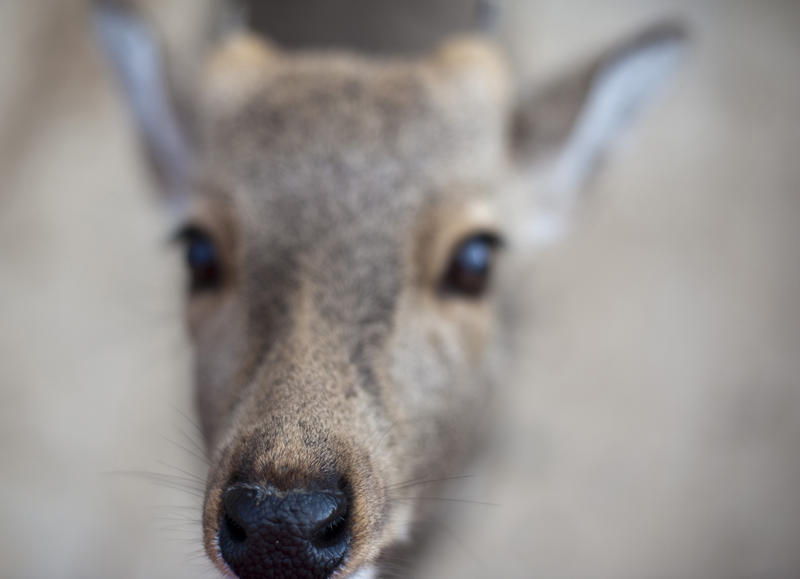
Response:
[218, 483, 350, 579]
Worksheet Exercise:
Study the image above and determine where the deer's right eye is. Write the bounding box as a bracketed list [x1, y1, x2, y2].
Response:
[176, 226, 222, 292]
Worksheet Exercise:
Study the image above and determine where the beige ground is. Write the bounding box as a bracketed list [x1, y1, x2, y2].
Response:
[1, 2, 798, 578]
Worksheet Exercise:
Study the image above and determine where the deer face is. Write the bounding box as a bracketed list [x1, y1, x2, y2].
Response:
[185, 38, 512, 577]
[95, 4, 685, 576]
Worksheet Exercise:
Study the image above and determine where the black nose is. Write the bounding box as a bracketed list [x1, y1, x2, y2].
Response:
[218, 483, 350, 579]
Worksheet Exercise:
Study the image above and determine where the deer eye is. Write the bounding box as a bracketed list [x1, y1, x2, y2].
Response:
[441, 233, 503, 298]
[176, 225, 222, 292]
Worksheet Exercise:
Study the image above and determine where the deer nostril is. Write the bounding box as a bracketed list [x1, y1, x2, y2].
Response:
[220, 484, 261, 545]
[223, 512, 247, 544]
[311, 500, 349, 549]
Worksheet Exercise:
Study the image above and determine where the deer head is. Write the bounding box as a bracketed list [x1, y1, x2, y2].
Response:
[95, 3, 685, 577]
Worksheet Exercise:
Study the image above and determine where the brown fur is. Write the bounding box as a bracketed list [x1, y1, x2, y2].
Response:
[95, 3, 685, 575]
[191, 36, 512, 574]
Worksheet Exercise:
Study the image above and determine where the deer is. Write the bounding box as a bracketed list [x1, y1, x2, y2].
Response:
[94, 2, 686, 577]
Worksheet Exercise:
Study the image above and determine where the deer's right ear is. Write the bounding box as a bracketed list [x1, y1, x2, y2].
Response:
[93, 0, 193, 215]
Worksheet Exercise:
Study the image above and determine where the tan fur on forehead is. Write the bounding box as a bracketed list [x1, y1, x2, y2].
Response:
[203, 33, 280, 118]
[196, 48, 511, 216]
[431, 35, 512, 109]
[203, 32, 510, 112]
[199, 34, 510, 180]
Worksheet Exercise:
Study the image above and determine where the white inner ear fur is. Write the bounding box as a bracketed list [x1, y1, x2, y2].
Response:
[527, 36, 685, 247]
[93, 3, 192, 223]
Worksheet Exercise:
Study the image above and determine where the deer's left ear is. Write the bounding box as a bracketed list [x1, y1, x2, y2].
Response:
[510, 21, 688, 246]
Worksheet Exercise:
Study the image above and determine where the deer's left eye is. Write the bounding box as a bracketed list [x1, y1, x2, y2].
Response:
[441, 233, 503, 298]
[176, 226, 222, 292]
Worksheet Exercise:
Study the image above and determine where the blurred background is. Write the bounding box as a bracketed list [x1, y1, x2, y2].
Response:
[1, 1, 799, 577]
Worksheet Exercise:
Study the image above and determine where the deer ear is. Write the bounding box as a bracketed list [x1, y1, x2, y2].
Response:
[510, 21, 688, 246]
[93, 0, 193, 216]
